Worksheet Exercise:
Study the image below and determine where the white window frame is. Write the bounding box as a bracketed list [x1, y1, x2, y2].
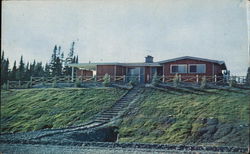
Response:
[170, 64, 187, 74]
[188, 64, 206, 74]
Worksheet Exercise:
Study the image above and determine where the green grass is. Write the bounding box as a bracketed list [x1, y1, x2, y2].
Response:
[1, 88, 127, 133]
[118, 88, 250, 145]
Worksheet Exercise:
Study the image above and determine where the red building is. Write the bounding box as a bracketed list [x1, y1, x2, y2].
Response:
[76, 69, 93, 77]
[70, 56, 227, 83]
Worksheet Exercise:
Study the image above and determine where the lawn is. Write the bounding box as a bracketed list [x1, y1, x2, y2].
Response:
[118, 88, 250, 146]
[1, 88, 127, 133]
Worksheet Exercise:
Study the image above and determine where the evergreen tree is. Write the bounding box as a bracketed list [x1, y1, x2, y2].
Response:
[55, 57, 62, 76]
[25, 62, 30, 80]
[30, 60, 36, 77]
[11, 61, 17, 81]
[5, 58, 9, 82]
[17, 55, 25, 80]
[50, 45, 63, 76]
[50, 45, 58, 76]
[1, 51, 4, 62]
[68, 41, 75, 58]
[1, 51, 5, 84]
[1, 51, 10, 85]
[34, 62, 44, 77]
[44, 63, 50, 77]
[76, 55, 79, 63]
[64, 42, 76, 76]
[72, 56, 76, 63]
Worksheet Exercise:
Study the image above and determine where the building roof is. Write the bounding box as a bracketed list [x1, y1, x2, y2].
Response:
[66, 56, 227, 70]
[120, 62, 161, 67]
[158, 56, 225, 65]
[66, 62, 161, 68]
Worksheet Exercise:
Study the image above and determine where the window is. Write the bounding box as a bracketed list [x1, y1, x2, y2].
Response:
[190, 65, 197, 73]
[151, 67, 157, 75]
[189, 64, 206, 73]
[171, 64, 187, 73]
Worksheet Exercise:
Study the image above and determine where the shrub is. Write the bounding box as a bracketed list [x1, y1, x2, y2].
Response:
[151, 72, 160, 86]
[229, 76, 237, 87]
[74, 78, 81, 87]
[173, 74, 179, 87]
[103, 73, 110, 87]
[200, 76, 207, 89]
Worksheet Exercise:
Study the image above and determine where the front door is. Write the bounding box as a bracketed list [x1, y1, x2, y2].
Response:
[127, 67, 144, 83]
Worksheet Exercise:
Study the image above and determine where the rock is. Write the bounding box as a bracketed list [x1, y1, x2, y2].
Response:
[213, 124, 233, 139]
[207, 118, 218, 125]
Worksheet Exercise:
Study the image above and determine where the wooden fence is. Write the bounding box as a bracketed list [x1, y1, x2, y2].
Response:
[5, 75, 247, 89]
[160, 75, 247, 84]
[7, 81, 31, 89]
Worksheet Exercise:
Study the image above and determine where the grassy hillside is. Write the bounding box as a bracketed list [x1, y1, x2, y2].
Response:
[1, 88, 127, 133]
[118, 88, 250, 146]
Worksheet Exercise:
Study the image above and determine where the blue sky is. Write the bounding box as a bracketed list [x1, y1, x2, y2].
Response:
[2, 0, 249, 75]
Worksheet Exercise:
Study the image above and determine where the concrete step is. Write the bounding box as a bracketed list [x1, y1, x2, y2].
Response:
[103, 111, 120, 114]
[97, 114, 115, 118]
[113, 104, 126, 107]
[93, 119, 109, 123]
[111, 108, 123, 111]
[101, 112, 118, 115]
[96, 118, 111, 121]
[92, 86, 141, 124]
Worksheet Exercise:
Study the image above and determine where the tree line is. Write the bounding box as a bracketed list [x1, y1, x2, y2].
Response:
[1, 42, 78, 85]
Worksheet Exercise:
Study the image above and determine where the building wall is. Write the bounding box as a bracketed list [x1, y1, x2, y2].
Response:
[116, 66, 125, 76]
[144, 66, 151, 83]
[96, 65, 115, 76]
[214, 63, 223, 76]
[162, 59, 223, 76]
[76, 70, 93, 77]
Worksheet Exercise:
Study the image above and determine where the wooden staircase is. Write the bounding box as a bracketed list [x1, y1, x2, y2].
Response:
[93, 86, 141, 123]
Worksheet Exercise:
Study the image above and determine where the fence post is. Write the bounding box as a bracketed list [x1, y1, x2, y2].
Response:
[42, 77, 45, 84]
[138, 74, 140, 83]
[67, 76, 70, 83]
[19, 80, 21, 88]
[123, 75, 126, 83]
[94, 76, 97, 82]
[30, 76, 33, 85]
[162, 75, 165, 83]
[196, 75, 199, 84]
[214, 75, 217, 83]
[179, 74, 182, 82]
[7, 80, 9, 90]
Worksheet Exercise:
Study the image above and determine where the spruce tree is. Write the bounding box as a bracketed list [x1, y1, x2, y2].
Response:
[64, 42, 76, 76]
[50, 45, 58, 76]
[11, 61, 17, 81]
[76, 56, 79, 63]
[25, 62, 30, 80]
[30, 60, 36, 77]
[44, 63, 50, 77]
[17, 56, 25, 80]
[1, 51, 5, 84]
[35, 62, 44, 77]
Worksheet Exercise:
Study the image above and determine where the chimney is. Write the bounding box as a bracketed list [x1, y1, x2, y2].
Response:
[145, 55, 153, 63]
